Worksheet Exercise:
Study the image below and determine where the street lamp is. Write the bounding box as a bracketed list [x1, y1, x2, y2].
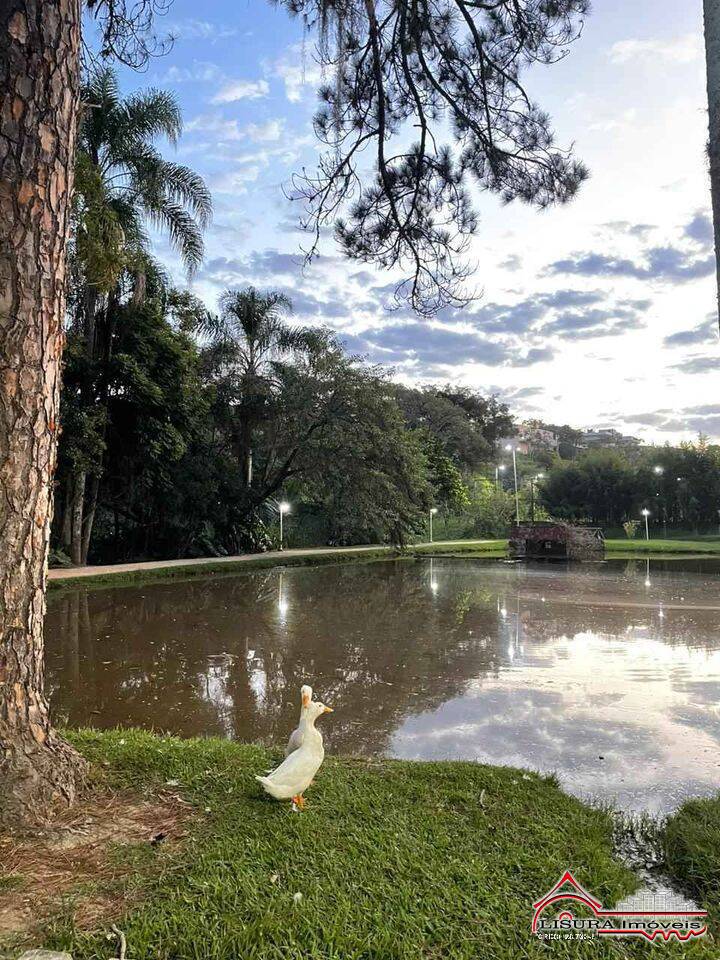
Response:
[504, 444, 520, 524]
[653, 466, 666, 536]
[529, 473, 545, 523]
[279, 501, 291, 550]
[641, 508, 650, 541]
[495, 463, 506, 490]
[429, 507, 438, 543]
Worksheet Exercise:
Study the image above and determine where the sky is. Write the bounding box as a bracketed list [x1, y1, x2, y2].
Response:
[108, 0, 720, 443]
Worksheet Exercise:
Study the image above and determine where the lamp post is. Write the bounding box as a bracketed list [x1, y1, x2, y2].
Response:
[279, 501, 290, 550]
[429, 507, 438, 543]
[495, 463, 506, 490]
[654, 465, 666, 538]
[504, 444, 520, 524]
[641, 508, 650, 541]
[529, 473, 545, 523]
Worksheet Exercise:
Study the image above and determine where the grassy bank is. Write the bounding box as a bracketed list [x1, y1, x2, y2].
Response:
[48, 536, 720, 592]
[411, 538, 506, 556]
[0, 729, 676, 959]
[605, 538, 720, 555]
[47, 541, 504, 590]
[665, 794, 720, 928]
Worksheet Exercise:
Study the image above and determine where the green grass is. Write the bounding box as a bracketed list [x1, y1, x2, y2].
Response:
[411, 538, 507, 556]
[48, 542, 505, 591]
[5, 730, 709, 959]
[47, 548, 406, 591]
[664, 794, 720, 929]
[47, 537, 720, 592]
[605, 538, 720, 555]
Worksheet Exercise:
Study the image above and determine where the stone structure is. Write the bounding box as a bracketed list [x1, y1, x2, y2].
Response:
[509, 522, 604, 560]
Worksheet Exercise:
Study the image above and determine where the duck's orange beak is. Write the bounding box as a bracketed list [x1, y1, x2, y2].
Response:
[323, 705, 334, 713]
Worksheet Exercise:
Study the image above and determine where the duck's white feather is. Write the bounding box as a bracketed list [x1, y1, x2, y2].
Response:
[285, 727, 304, 757]
[256, 736, 324, 800]
[285, 684, 312, 756]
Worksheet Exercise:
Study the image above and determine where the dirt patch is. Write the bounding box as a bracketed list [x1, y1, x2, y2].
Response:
[0, 790, 191, 941]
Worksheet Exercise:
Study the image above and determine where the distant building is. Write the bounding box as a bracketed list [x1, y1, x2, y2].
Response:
[498, 421, 559, 457]
[580, 428, 641, 450]
[499, 423, 641, 458]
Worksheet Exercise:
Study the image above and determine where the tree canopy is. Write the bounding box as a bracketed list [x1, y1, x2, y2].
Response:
[281, 0, 589, 313]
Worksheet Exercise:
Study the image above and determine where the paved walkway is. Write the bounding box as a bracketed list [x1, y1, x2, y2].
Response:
[48, 540, 498, 581]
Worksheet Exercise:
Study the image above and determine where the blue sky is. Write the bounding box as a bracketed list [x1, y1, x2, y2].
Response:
[109, 0, 719, 442]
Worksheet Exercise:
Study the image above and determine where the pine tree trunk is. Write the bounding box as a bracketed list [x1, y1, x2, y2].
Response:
[0, 0, 88, 822]
[704, 0, 720, 327]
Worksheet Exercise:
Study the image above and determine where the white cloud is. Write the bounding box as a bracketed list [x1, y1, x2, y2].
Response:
[608, 33, 701, 65]
[245, 119, 284, 143]
[185, 115, 285, 145]
[167, 19, 237, 41]
[158, 61, 222, 84]
[186, 114, 243, 140]
[266, 44, 323, 102]
[212, 79, 270, 103]
[211, 166, 262, 192]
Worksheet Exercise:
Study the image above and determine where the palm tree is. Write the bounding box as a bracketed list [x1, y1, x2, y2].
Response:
[74, 66, 211, 340]
[61, 68, 212, 565]
[203, 287, 318, 488]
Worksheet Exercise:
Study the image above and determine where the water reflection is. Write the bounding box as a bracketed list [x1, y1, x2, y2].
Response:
[45, 558, 720, 813]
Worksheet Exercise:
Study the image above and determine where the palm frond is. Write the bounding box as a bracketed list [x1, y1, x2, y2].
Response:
[80, 66, 120, 155]
[146, 200, 205, 276]
[75, 66, 212, 282]
[115, 88, 183, 147]
[157, 162, 213, 229]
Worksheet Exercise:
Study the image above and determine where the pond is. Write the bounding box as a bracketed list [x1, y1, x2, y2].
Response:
[45, 557, 720, 814]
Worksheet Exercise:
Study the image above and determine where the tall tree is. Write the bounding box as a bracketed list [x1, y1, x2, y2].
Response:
[0, 0, 179, 821]
[61, 68, 211, 566]
[202, 288, 299, 490]
[0, 0, 89, 820]
[704, 0, 720, 328]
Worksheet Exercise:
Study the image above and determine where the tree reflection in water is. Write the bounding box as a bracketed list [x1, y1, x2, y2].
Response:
[45, 557, 720, 811]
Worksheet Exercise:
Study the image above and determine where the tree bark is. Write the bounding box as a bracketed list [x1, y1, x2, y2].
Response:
[0, 0, 88, 822]
[704, 0, 720, 329]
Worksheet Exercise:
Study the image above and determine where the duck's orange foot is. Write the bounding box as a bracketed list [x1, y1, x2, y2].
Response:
[296, 794, 306, 810]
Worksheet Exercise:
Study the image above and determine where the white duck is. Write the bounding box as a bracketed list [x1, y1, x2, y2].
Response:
[256, 696, 333, 810]
[285, 684, 313, 756]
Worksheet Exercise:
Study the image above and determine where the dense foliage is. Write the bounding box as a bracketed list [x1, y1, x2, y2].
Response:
[539, 442, 720, 531]
[281, 0, 589, 313]
[54, 277, 514, 562]
[60, 69, 212, 564]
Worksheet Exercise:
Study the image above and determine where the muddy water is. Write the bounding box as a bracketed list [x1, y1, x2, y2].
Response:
[45, 557, 720, 813]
